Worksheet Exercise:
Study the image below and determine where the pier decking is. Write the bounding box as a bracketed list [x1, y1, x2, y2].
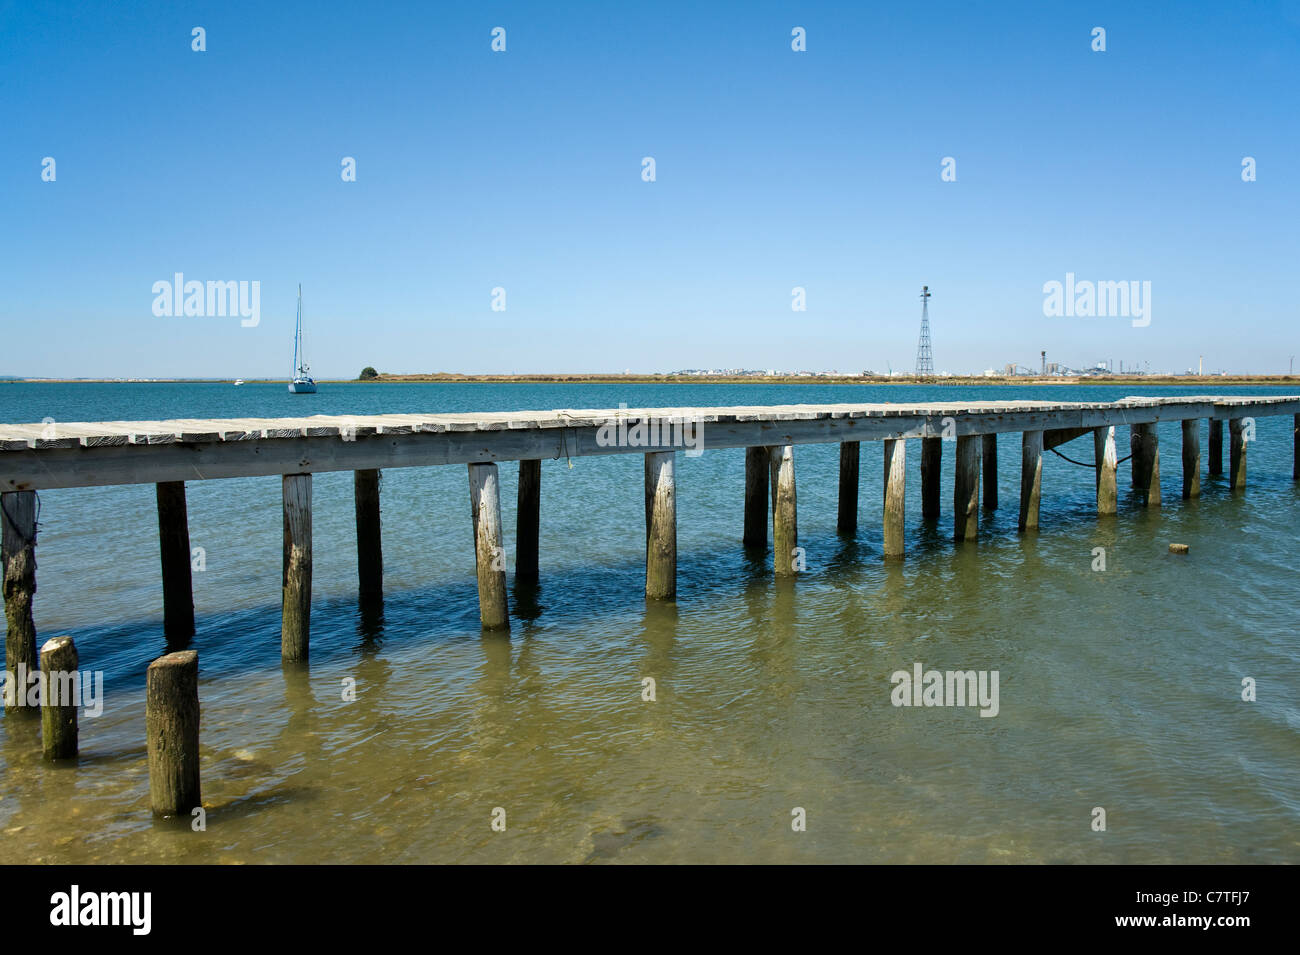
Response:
[3, 395, 1298, 662]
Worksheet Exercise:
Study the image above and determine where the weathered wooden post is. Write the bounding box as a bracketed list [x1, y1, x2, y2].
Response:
[769, 445, 798, 574]
[155, 482, 195, 641]
[882, 438, 906, 559]
[1181, 420, 1201, 499]
[281, 474, 312, 660]
[1294, 414, 1299, 481]
[2, 490, 38, 714]
[644, 452, 676, 599]
[921, 437, 942, 522]
[146, 650, 201, 816]
[743, 447, 768, 549]
[468, 463, 509, 630]
[954, 435, 980, 542]
[1208, 419, 1223, 476]
[1229, 417, 1247, 491]
[39, 636, 78, 759]
[354, 470, 383, 605]
[982, 434, 998, 511]
[516, 460, 541, 585]
[1131, 423, 1161, 507]
[1018, 431, 1043, 532]
[837, 442, 860, 534]
[1094, 426, 1118, 515]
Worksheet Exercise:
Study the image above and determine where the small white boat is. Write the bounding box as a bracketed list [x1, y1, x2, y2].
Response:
[233, 379, 245, 386]
[288, 285, 317, 394]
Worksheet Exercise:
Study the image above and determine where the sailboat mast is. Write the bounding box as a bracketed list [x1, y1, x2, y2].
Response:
[293, 284, 302, 376]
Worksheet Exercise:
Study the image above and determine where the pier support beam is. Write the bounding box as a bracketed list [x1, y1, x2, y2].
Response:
[954, 435, 980, 542]
[1132, 424, 1161, 507]
[1229, 418, 1247, 491]
[644, 452, 676, 600]
[882, 439, 906, 559]
[516, 460, 541, 585]
[40, 636, 78, 759]
[2, 490, 38, 714]
[837, 442, 860, 535]
[1018, 431, 1043, 532]
[1208, 419, 1223, 476]
[1094, 427, 1118, 515]
[921, 438, 942, 522]
[770, 445, 798, 575]
[354, 470, 383, 605]
[982, 434, 998, 511]
[156, 482, 195, 641]
[146, 650, 201, 817]
[743, 447, 768, 550]
[281, 474, 313, 660]
[1181, 420, 1201, 499]
[469, 463, 510, 630]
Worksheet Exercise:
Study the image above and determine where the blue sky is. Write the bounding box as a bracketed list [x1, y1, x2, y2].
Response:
[2, 0, 1298, 378]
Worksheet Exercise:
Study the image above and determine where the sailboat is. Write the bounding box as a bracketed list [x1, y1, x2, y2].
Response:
[288, 284, 317, 394]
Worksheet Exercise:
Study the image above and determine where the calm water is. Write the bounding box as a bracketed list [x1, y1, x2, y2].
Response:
[1, 382, 1297, 864]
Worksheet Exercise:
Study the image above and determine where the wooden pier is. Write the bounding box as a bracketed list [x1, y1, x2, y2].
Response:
[3, 396, 1299, 668]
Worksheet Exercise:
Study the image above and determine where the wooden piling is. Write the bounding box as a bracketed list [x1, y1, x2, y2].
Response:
[1094, 426, 1118, 515]
[920, 438, 941, 522]
[769, 445, 798, 575]
[882, 438, 905, 559]
[146, 650, 201, 816]
[743, 447, 768, 549]
[1208, 419, 1223, 476]
[837, 442, 860, 535]
[982, 434, 998, 511]
[954, 435, 980, 542]
[1181, 419, 1201, 499]
[469, 463, 510, 630]
[1018, 431, 1043, 532]
[39, 636, 77, 759]
[644, 451, 676, 599]
[1132, 423, 1161, 507]
[1294, 414, 1299, 481]
[281, 474, 313, 660]
[354, 469, 383, 604]
[516, 460, 541, 585]
[155, 482, 195, 641]
[1229, 417, 1247, 491]
[2, 490, 38, 714]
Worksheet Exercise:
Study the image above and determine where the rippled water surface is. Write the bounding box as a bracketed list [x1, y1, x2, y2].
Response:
[1, 382, 1297, 863]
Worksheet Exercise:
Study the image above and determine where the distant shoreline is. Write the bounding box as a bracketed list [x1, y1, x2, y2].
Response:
[6, 374, 1300, 387]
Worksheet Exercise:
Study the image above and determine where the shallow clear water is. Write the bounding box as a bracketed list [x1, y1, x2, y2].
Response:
[1, 382, 1297, 863]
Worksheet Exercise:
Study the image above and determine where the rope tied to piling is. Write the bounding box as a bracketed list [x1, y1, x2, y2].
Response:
[1049, 448, 1133, 468]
